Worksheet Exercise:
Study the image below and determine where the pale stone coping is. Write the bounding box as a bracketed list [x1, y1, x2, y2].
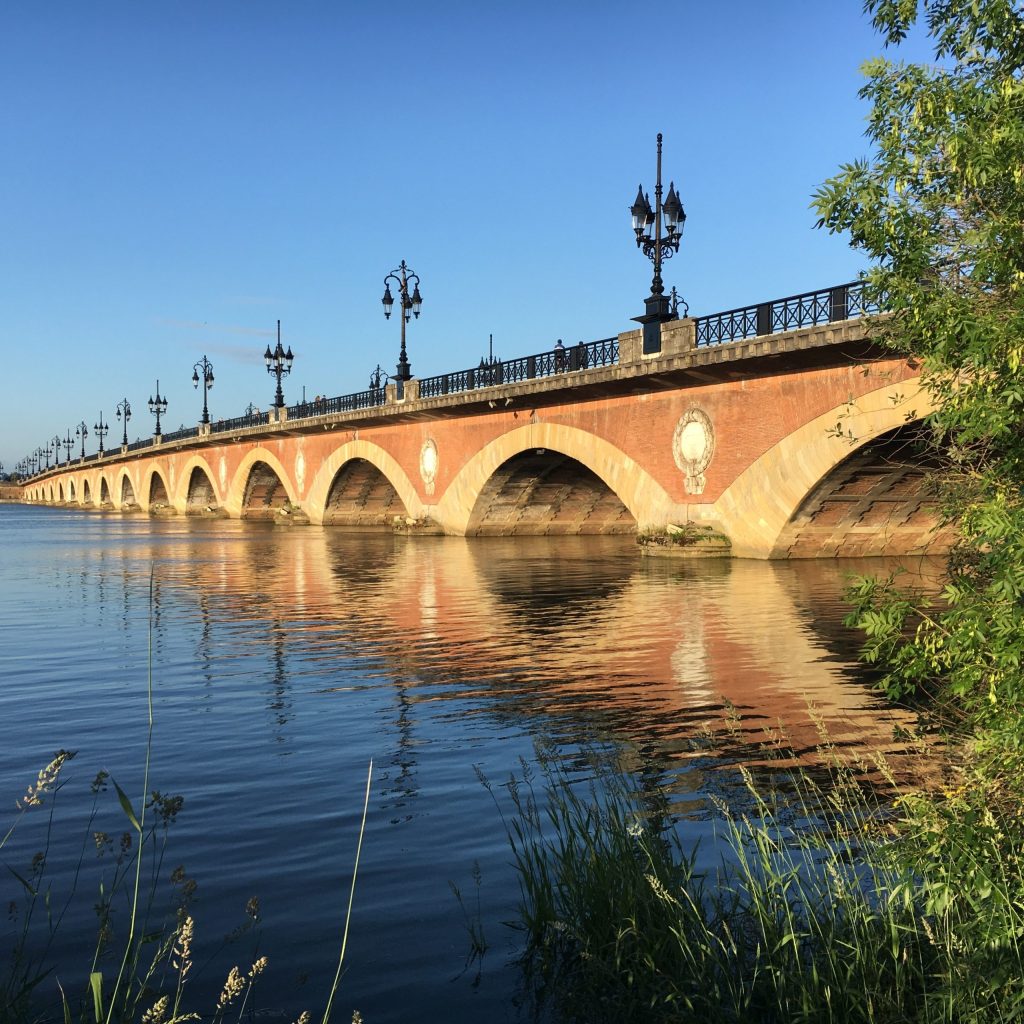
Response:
[303, 439, 423, 526]
[433, 421, 683, 535]
[222, 448, 301, 518]
[710, 378, 933, 559]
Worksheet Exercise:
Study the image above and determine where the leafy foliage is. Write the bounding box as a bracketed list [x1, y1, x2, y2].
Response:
[815, 1, 1024, 750]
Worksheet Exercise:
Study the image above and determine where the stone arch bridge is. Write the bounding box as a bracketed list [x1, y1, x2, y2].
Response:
[21, 283, 951, 559]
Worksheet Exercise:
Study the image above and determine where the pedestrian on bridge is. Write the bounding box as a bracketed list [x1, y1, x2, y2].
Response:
[554, 338, 565, 371]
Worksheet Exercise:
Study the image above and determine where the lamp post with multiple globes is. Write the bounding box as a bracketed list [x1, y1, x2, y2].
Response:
[630, 133, 686, 354]
[148, 380, 168, 436]
[381, 261, 422, 387]
[192, 356, 214, 425]
[263, 321, 294, 410]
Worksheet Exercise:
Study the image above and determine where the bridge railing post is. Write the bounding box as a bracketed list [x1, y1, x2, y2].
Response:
[756, 303, 773, 336]
[829, 285, 849, 322]
[404, 379, 420, 402]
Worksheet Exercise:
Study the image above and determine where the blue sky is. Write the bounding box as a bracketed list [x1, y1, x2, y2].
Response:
[0, 1, 932, 471]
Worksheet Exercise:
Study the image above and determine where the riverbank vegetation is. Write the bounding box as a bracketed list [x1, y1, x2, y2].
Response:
[1, 747, 370, 1023]
[492, 742, 1023, 1023]
[496, 3, 1024, 1021]
[0, 606, 372, 1024]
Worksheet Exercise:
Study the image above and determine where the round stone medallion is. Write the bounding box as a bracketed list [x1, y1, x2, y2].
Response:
[419, 438, 438, 495]
[672, 408, 715, 495]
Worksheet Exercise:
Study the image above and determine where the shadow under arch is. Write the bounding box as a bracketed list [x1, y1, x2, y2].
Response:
[436, 423, 674, 536]
[175, 456, 222, 515]
[225, 448, 299, 520]
[68, 480, 76, 502]
[117, 470, 138, 509]
[323, 459, 410, 527]
[305, 440, 421, 527]
[713, 379, 939, 558]
[58, 482, 65, 503]
[772, 421, 955, 557]
[82, 479, 92, 505]
[144, 466, 173, 511]
[467, 450, 636, 535]
[98, 476, 112, 506]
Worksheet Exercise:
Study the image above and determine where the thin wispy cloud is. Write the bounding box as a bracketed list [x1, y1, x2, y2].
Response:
[158, 317, 275, 339]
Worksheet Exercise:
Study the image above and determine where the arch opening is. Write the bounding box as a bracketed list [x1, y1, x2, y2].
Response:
[185, 467, 217, 515]
[773, 424, 957, 558]
[323, 458, 408, 528]
[148, 472, 170, 509]
[120, 476, 138, 509]
[241, 461, 289, 520]
[83, 480, 92, 504]
[467, 450, 636, 536]
[69, 480, 76, 501]
[99, 479, 111, 506]
[58, 483, 65, 502]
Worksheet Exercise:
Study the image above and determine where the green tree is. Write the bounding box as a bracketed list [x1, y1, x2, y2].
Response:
[815, 0, 1024, 757]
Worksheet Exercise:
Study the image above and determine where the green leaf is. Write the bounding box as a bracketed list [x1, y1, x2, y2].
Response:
[111, 777, 141, 833]
[89, 971, 104, 1024]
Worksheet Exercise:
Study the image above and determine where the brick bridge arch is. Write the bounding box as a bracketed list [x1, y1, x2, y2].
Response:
[712, 379, 936, 557]
[435, 422, 676, 535]
[174, 455, 223, 514]
[305, 440, 421, 526]
[117, 469, 138, 509]
[225, 448, 300, 519]
[143, 466, 172, 511]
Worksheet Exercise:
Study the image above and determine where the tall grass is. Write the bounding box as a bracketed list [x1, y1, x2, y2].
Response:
[1, 573, 372, 1024]
[487, 744, 1024, 1024]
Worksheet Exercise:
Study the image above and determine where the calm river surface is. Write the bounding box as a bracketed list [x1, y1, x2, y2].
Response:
[0, 504, 935, 1021]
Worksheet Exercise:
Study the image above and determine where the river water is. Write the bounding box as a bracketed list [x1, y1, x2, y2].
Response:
[0, 504, 935, 1021]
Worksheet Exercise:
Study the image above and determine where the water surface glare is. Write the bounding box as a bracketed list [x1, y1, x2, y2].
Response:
[0, 505, 933, 1021]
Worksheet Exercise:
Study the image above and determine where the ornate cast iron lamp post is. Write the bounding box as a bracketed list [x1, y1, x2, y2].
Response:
[369, 363, 386, 403]
[76, 421, 88, 460]
[40, 444, 51, 470]
[381, 260, 422, 384]
[116, 399, 132, 447]
[263, 321, 294, 409]
[94, 412, 109, 456]
[630, 133, 686, 354]
[63, 429, 74, 464]
[52, 434, 62, 468]
[192, 356, 214, 425]
[148, 380, 168, 436]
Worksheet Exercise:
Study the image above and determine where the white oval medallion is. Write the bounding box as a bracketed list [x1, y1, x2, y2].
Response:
[672, 408, 715, 495]
[420, 439, 438, 496]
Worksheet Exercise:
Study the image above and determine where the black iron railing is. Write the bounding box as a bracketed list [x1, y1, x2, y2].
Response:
[694, 280, 877, 347]
[419, 336, 618, 400]
[286, 388, 384, 422]
[213, 411, 270, 433]
[124, 438, 155, 453]
[161, 426, 201, 444]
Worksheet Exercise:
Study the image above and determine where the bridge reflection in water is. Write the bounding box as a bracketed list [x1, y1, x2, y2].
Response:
[112, 521, 930, 774]
[1, 507, 942, 1023]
